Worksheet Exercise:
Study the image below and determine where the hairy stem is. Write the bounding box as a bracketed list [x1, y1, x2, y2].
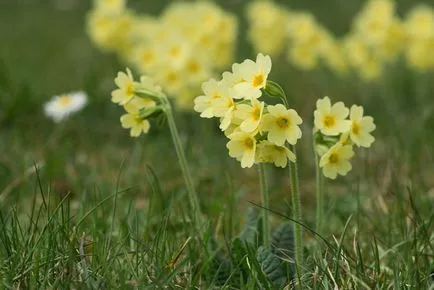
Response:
[162, 96, 202, 234]
[289, 145, 303, 278]
[258, 163, 270, 248]
[313, 136, 324, 235]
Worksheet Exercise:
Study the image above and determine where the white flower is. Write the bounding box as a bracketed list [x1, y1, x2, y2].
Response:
[44, 91, 88, 123]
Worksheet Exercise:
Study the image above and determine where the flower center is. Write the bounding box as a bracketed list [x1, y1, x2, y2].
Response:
[167, 72, 178, 83]
[187, 61, 199, 73]
[211, 92, 221, 99]
[252, 106, 261, 121]
[352, 122, 360, 135]
[328, 153, 339, 164]
[244, 137, 254, 149]
[58, 96, 72, 108]
[276, 117, 289, 129]
[323, 115, 335, 128]
[142, 51, 154, 64]
[169, 46, 181, 58]
[126, 83, 135, 96]
[252, 73, 264, 88]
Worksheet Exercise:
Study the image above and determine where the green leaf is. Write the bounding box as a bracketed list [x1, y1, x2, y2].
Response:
[271, 223, 296, 281]
[238, 207, 260, 246]
[271, 222, 294, 259]
[257, 246, 288, 289]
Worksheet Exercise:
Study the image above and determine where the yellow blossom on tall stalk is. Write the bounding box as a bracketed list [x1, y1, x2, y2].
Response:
[313, 96, 376, 179]
[256, 141, 296, 168]
[313, 96, 375, 236]
[194, 53, 301, 169]
[235, 99, 264, 133]
[120, 97, 154, 137]
[195, 53, 304, 273]
[233, 53, 272, 99]
[111, 68, 139, 105]
[314, 97, 351, 136]
[110, 68, 203, 234]
[227, 132, 257, 168]
[349, 105, 376, 148]
[261, 104, 302, 146]
[319, 142, 354, 179]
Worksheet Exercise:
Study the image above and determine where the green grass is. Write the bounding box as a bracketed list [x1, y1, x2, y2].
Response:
[1, 0, 434, 288]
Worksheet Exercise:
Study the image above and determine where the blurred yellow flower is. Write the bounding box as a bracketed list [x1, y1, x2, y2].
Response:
[246, 0, 289, 56]
[349, 105, 376, 148]
[314, 97, 351, 136]
[227, 132, 257, 168]
[405, 5, 434, 40]
[261, 104, 303, 146]
[88, 1, 238, 110]
[319, 142, 354, 179]
[94, 0, 125, 12]
[256, 140, 296, 168]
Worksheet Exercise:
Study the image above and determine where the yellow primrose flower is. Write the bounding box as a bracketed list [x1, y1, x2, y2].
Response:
[213, 93, 236, 131]
[261, 104, 303, 146]
[226, 132, 257, 168]
[120, 97, 155, 137]
[314, 97, 351, 136]
[235, 98, 264, 133]
[349, 105, 376, 148]
[233, 53, 272, 99]
[223, 118, 242, 137]
[256, 140, 296, 168]
[194, 79, 226, 118]
[111, 68, 139, 105]
[319, 142, 354, 179]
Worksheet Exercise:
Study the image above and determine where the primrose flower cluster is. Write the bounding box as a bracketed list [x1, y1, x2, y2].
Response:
[246, 0, 434, 81]
[111, 68, 163, 137]
[87, 0, 238, 109]
[194, 53, 302, 168]
[313, 97, 376, 179]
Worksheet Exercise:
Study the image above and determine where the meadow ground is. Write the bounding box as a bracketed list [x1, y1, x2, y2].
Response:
[1, 0, 434, 288]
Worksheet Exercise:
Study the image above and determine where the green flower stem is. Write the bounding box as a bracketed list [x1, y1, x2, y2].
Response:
[313, 136, 324, 235]
[161, 96, 202, 234]
[289, 146, 303, 275]
[258, 163, 270, 248]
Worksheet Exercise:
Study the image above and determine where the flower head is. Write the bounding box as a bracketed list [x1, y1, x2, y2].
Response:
[226, 132, 257, 168]
[314, 97, 351, 136]
[319, 142, 354, 179]
[261, 104, 303, 146]
[120, 97, 155, 137]
[194, 79, 227, 118]
[234, 98, 264, 133]
[256, 140, 296, 168]
[111, 68, 140, 105]
[233, 53, 272, 99]
[44, 91, 88, 123]
[349, 105, 376, 147]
